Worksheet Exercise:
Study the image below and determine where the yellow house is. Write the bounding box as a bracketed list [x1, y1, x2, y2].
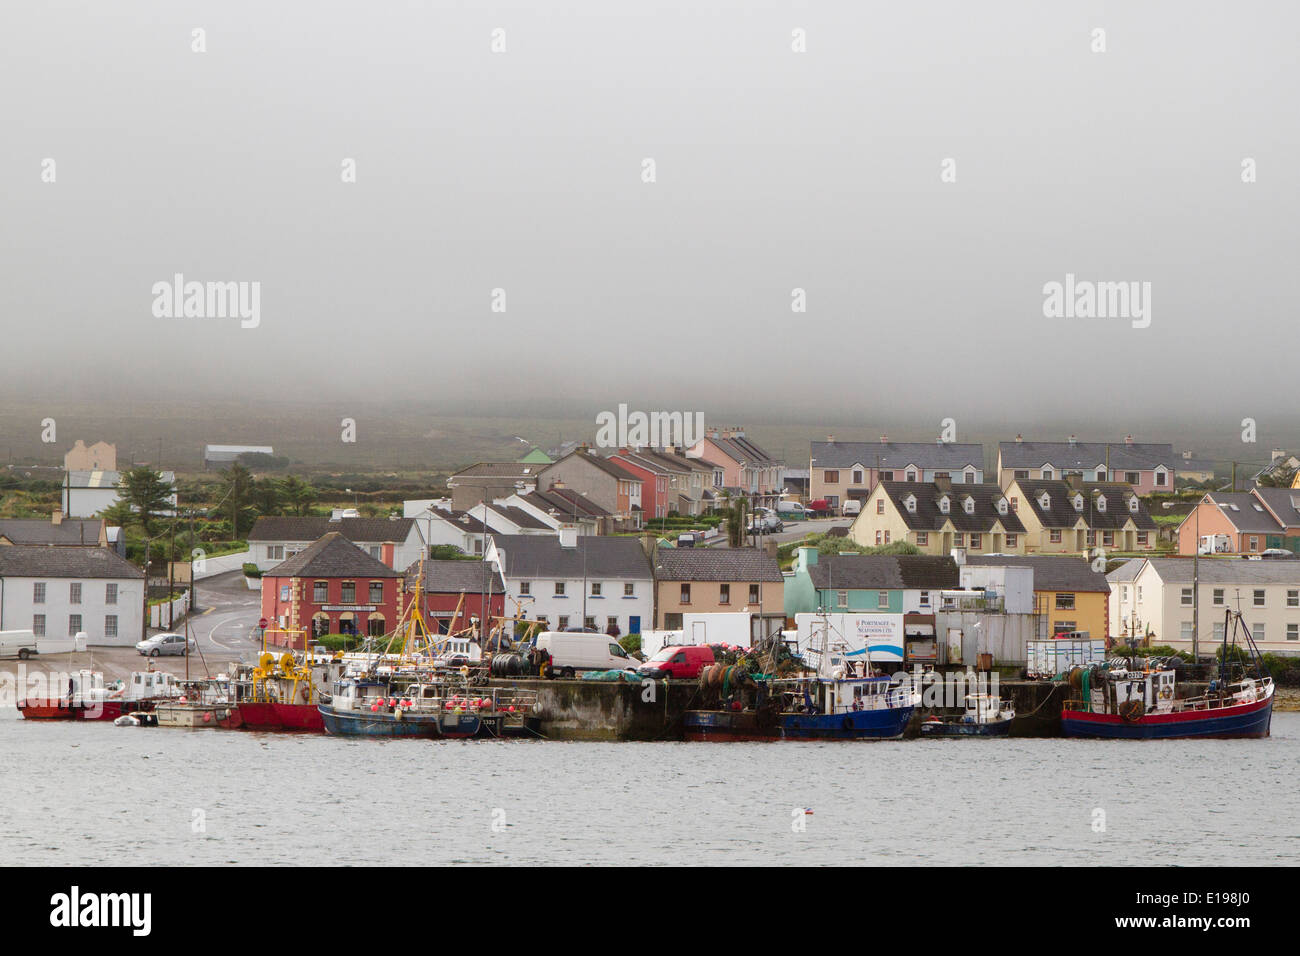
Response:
[849, 481, 1028, 556]
[1005, 478, 1158, 555]
[652, 546, 784, 634]
[966, 554, 1110, 639]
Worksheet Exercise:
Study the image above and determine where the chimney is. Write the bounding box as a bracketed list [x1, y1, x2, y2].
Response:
[879, 435, 889, 444]
[1124, 434, 1134, 446]
[764, 539, 779, 560]
[1067, 435, 1077, 447]
[639, 532, 657, 559]
[934, 474, 952, 491]
[51, 511, 63, 525]
[558, 525, 578, 549]
[826, 435, 835, 444]
[1015, 434, 1023, 443]
[950, 547, 966, 566]
[1272, 448, 1284, 462]
[1066, 473, 1083, 491]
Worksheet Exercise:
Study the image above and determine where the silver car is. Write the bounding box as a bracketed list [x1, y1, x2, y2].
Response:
[135, 633, 197, 657]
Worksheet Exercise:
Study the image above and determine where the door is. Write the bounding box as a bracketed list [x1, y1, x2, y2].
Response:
[629, 616, 640, 635]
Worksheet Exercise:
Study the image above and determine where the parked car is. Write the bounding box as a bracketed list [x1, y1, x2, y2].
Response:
[677, 532, 700, 548]
[637, 644, 715, 680]
[806, 499, 832, 516]
[135, 633, 197, 657]
[1260, 548, 1295, 559]
[842, 499, 863, 516]
[534, 631, 638, 679]
[0, 629, 39, 660]
[747, 513, 783, 534]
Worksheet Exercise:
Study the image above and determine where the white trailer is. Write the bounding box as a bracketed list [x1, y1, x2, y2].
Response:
[1026, 637, 1106, 679]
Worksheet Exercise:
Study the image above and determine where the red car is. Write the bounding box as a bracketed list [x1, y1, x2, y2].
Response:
[637, 645, 715, 680]
[806, 499, 832, 516]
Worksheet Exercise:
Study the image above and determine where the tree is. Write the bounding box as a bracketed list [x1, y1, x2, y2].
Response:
[218, 463, 255, 536]
[724, 495, 747, 548]
[278, 475, 318, 516]
[114, 467, 175, 537]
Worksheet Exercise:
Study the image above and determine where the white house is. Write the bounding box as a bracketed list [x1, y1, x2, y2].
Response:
[1109, 557, 1300, 655]
[485, 530, 654, 637]
[63, 470, 177, 519]
[246, 516, 425, 572]
[0, 547, 146, 646]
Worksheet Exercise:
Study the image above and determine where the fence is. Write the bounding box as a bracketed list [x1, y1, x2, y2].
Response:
[150, 591, 191, 629]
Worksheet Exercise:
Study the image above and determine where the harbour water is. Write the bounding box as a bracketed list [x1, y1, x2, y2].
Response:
[4, 709, 1297, 866]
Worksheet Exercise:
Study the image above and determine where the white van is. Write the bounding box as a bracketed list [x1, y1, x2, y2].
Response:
[775, 500, 809, 518]
[534, 631, 638, 679]
[842, 499, 863, 516]
[0, 630, 39, 660]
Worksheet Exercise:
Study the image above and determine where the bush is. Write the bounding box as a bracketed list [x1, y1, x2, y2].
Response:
[314, 633, 366, 653]
[619, 633, 642, 655]
[242, 563, 262, 578]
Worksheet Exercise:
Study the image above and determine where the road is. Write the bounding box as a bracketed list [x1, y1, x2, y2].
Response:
[715, 515, 853, 548]
[186, 570, 266, 662]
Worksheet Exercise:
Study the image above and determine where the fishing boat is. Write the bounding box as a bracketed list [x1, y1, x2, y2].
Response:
[229, 633, 340, 732]
[154, 680, 243, 729]
[920, 694, 1015, 737]
[18, 669, 181, 721]
[1061, 609, 1274, 740]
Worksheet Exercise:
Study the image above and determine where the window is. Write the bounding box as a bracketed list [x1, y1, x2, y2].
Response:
[267, 545, 284, 561]
[875, 530, 883, 545]
[878, 590, 889, 609]
[1249, 536, 1259, 552]
[880, 471, 894, 481]
[554, 582, 566, 596]
[33, 582, 46, 604]
[591, 582, 602, 597]
[853, 469, 864, 484]
[607, 617, 618, 631]
[586, 616, 597, 631]
[369, 546, 382, 560]
[1050, 530, 1062, 543]
[1289, 623, 1299, 642]
[749, 584, 759, 604]
[1253, 589, 1266, 608]
[68, 614, 82, 637]
[680, 584, 691, 604]
[919, 590, 930, 608]
[953, 533, 964, 547]
[664, 613, 683, 629]
[1253, 622, 1266, 643]
[1014, 470, 1029, 479]
[965, 470, 976, 483]
[1006, 534, 1018, 548]
[884, 531, 890, 544]
[836, 590, 848, 609]
[916, 532, 929, 546]
[1086, 531, 1097, 546]
[313, 581, 328, 603]
[935, 472, 950, 481]
[1180, 621, 1194, 642]
[70, 582, 82, 604]
[824, 470, 840, 483]
[1096, 469, 1107, 481]
[557, 616, 570, 630]
[1155, 471, 1167, 487]
[877, 499, 885, 514]
[340, 582, 356, 603]
[1102, 531, 1114, 547]
[369, 582, 384, 603]
[1055, 593, 1076, 610]
[1213, 622, 1226, 642]
[905, 470, 917, 482]
[970, 534, 981, 550]
[1124, 471, 1139, 484]
[1289, 589, 1299, 608]
[623, 583, 634, 597]
[1042, 469, 1054, 480]
[105, 583, 118, 604]
[1136, 532, 1148, 546]
[105, 615, 118, 638]
[519, 581, 531, 596]
[719, 583, 730, 604]
[1213, 588, 1225, 606]
[32, 614, 46, 637]
[1180, 588, 1193, 607]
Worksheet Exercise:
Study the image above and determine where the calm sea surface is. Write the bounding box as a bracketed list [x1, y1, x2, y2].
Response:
[3, 709, 1296, 866]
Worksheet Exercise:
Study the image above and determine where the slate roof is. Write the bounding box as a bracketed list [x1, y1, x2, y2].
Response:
[806, 555, 960, 591]
[1011, 480, 1157, 530]
[482, 503, 551, 531]
[565, 451, 643, 482]
[653, 547, 783, 583]
[811, 441, 984, 472]
[1106, 558, 1147, 584]
[0, 546, 143, 579]
[1142, 557, 1300, 585]
[520, 488, 611, 518]
[879, 482, 1026, 534]
[404, 559, 505, 593]
[702, 434, 781, 465]
[64, 469, 175, 488]
[1245, 487, 1300, 530]
[248, 516, 417, 543]
[426, 507, 490, 535]
[0, 518, 105, 546]
[265, 532, 401, 578]
[489, 534, 653, 580]
[1199, 493, 1284, 534]
[965, 554, 1110, 592]
[451, 462, 545, 479]
[999, 440, 1175, 473]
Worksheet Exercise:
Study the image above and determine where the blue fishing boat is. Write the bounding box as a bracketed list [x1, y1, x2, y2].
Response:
[920, 694, 1015, 737]
[684, 675, 918, 741]
[319, 678, 482, 739]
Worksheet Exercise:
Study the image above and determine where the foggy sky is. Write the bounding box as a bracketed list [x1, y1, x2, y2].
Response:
[2, 2, 1296, 426]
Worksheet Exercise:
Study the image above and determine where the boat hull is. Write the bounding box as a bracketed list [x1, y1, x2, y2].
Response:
[154, 702, 242, 729]
[17, 698, 136, 721]
[684, 706, 914, 741]
[1061, 695, 1273, 739]
[236, 701, 325, 732]
[319, 704, 481, 739]
[920, 717, 1013, 737]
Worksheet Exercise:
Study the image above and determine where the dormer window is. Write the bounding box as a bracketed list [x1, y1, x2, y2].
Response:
[963, 496, 975, 515]
[1128, 496, 1139, 513]
[904, 494, 917, 514]
[905, 468, 917, 482]
[938, 495, 950, 514]
[1072, 494, 1084, 512]
[996, 497, 1008, 516]
[1039, 492, 1051, 510]
[1042, 466, 1054, 479]
[1096, 468, 1107, 481]
[964, 469, 976, 483]
[1096, 495, 1107, 512]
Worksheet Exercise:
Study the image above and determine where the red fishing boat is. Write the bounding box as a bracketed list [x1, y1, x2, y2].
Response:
[18, 669, 181, 721]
